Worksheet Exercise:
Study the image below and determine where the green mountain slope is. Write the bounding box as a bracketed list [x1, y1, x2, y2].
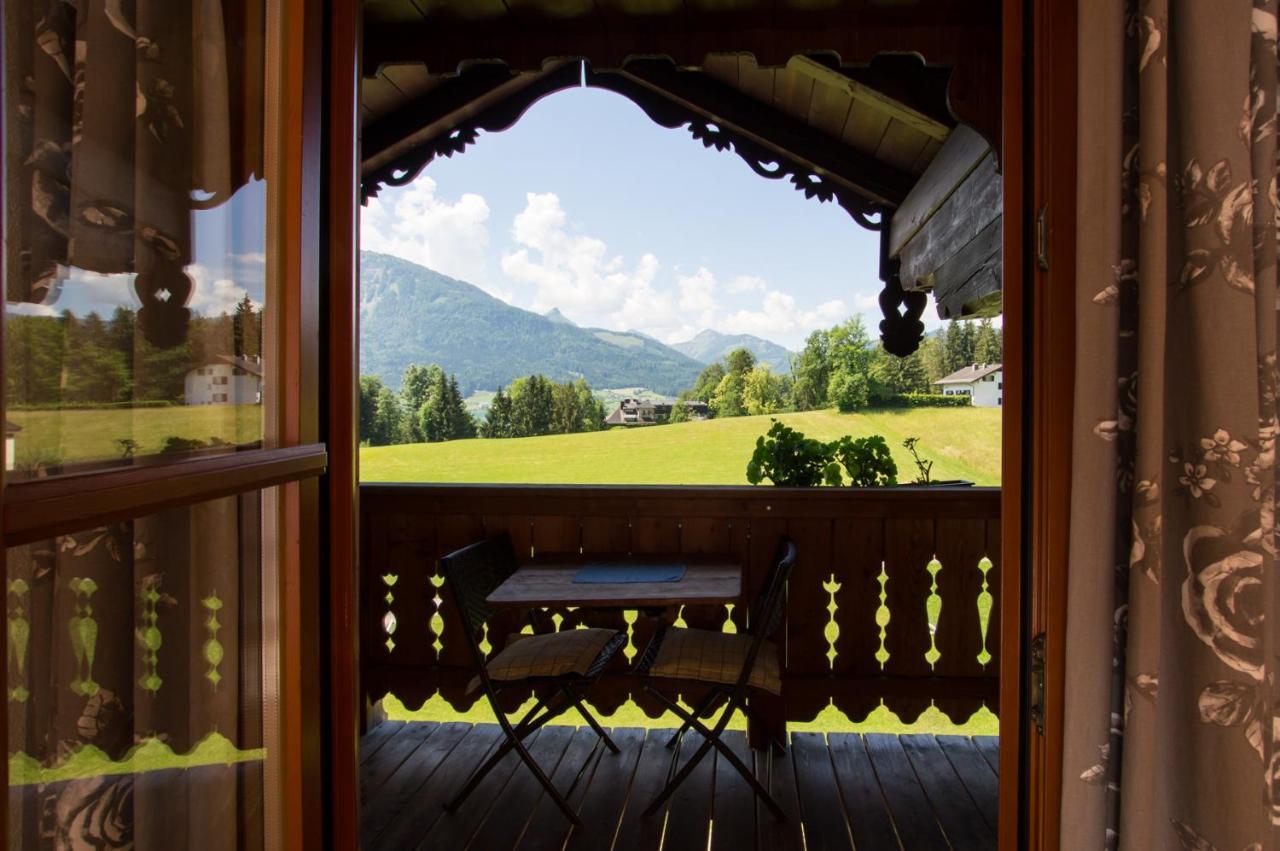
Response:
[671, 329, 793, 372]
[359, 251, 705, 395]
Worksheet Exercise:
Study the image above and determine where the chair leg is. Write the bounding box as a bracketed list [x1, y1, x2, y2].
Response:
[665, 688, 722, 749]
[562, 687, 619, 753]
[444, 689, 567, 813]
[642, 686, 788, 822]
[643, 725, 716, 817]
[511, 734, 581, 826]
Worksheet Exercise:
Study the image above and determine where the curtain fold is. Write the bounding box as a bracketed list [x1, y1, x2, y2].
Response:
[6, 494, 265, 850]
[1065, 1, 1280, 848]
[5, 0, 262, 345]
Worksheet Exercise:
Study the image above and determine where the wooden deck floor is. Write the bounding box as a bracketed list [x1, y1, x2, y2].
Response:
[361, 721, 998, 850]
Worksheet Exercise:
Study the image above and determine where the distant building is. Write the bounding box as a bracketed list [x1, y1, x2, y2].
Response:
[933, 363, 1002, 407]
[605, 398, 709, 426]
[184, 355, 264, 405]
[6, 420, 20, 471]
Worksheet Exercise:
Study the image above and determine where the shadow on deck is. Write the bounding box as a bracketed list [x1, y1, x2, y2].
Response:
[360, 721, 998, 850]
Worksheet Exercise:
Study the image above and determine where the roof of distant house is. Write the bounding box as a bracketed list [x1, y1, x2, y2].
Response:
[934, 363, 1002, 385]
[214, 355, 265, 377]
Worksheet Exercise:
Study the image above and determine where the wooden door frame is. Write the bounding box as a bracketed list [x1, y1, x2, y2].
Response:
[999, 0, 1076, 848]
[316, 1, 1079, 848]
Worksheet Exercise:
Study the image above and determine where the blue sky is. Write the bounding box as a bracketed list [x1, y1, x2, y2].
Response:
[360, 82, 935, 350]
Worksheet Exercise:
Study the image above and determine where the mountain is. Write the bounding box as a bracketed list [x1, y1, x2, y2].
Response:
[671, 329, 794, 373]
[359, 251, 705, 395]
[544, 307, 576, 326]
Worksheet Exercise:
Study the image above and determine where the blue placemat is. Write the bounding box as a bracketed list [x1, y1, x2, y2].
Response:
[572, 564, 687, 584]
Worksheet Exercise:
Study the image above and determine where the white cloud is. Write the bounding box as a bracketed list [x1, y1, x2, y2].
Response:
[721, 290, 849, 341]
[361, 176, 495, 291]
[187, 265, 257, 315]
[677, 268, 718, 313]
[501, 192, 664, 323]
[727, 274, 766, 294]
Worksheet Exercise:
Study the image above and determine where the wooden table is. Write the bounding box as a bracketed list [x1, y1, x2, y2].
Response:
[486, 555, 741, 609]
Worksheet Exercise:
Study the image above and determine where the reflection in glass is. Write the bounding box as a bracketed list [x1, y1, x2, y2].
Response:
[4, 1, 269, 480]
[6, 492, 271, 849]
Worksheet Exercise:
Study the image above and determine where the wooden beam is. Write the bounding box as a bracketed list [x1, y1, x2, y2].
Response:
[889, 124, 992, 255]
[609, 60, 917, 205]
[3, 444, 329, 546]
[897, 150, 1002, 289]
[789, 55, 951, 142]
[361, 9, 1001, 80]
[932, 216, 1003, 319]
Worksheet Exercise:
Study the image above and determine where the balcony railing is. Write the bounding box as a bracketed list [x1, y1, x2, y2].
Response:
[359, 484, 1000, 734]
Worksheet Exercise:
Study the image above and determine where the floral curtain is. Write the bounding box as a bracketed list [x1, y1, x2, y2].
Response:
[6, 495, 266, 850]
[5, 0, 263, 345]
[1063, 1, 1279, 848]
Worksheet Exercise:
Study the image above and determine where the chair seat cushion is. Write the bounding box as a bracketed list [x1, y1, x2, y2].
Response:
[470, 627, 624, 692]
[642, 628, 782, 695]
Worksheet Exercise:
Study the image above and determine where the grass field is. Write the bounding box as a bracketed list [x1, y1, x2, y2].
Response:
[9, 405, 261, 470]
[361, 406, 1002, 485]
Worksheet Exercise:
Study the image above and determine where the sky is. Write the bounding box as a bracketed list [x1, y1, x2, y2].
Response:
[360, 80, 943, 350]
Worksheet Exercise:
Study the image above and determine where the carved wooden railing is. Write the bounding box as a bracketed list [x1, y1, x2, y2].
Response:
[360, 484, 1000, 729]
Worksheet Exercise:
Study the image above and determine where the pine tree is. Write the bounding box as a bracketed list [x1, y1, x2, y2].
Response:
[482, 387, 515, 438]
[974, 319, 1002, 365]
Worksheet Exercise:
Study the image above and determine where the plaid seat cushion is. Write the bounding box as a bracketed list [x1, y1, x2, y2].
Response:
[641, 628, 782, 696]
[470, 627, 624, 692]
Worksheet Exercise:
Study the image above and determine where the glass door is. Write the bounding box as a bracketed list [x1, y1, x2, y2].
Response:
[2, 1, 326, 846]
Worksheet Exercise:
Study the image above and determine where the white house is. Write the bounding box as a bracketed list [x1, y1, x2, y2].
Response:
[184, 355, 264, 405]
[933, 362, 1003, 407]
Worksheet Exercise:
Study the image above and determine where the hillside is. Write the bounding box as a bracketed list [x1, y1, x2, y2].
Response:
[671, 329, 793, 372]
[359, 251, 705, 395]
[360, 407, 1001, 486]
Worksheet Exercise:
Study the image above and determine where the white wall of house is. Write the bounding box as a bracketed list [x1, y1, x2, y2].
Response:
[184, 363, 262, 405]
[938, 371, 1003, 407]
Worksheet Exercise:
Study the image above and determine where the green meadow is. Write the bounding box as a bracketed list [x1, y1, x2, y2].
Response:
[8, 404, 262, 470]
[360, 406, 1002, 486]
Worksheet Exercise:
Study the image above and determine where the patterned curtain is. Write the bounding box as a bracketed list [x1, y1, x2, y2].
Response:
[1063, 1, 1279, 848]
[6, 495, 265, 850]
[5, 0, 263, 345]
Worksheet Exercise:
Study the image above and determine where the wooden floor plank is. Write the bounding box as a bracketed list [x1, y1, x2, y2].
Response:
[864, 734, 950, 850]
[974, 736, 1000, 776]
[710, 731, 756, 851]
[612, 731, 681, 851]
[362, 721, 471, 844]
[754, 739, 804, 851]
[937, 735, 1000, 831]
[360, 720, 407, 766]
[900, 735, 995, 851]
[663, 731, 718, 851]
[828, 733, 902, 850]
[791, 733, 854, 851]
[373, 723, 505, 850]
[465, 725, 577, 850]
[357, 724, 1002, 851]
[564, 728, 647, 851]
[416, 728, 544, 851]
[518, 728, 608, 851]
[362, 721, 439, 801]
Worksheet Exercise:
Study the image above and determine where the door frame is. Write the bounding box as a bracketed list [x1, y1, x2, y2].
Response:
[317, 0, 1080, 847]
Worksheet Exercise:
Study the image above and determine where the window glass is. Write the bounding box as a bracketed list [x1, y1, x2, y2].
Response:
[6, 490, 276, 848]
[4, 1, 270, 480]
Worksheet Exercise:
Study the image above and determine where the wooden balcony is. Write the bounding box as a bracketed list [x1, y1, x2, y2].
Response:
[359, 484, 1001, 733]
[360, 720, 999, 850]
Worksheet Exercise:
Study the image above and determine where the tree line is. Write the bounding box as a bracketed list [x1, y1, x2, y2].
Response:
[676, 317, 1003, 418]
[7, 297, 263, 407]
[359, 366, 607, 446]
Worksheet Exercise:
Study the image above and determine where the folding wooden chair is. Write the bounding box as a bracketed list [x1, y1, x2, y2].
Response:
[439, 535, 628, 825]
[632, 536, 797, 821]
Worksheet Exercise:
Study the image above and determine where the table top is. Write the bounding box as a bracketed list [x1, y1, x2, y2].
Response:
[486, 555, 742, 608]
